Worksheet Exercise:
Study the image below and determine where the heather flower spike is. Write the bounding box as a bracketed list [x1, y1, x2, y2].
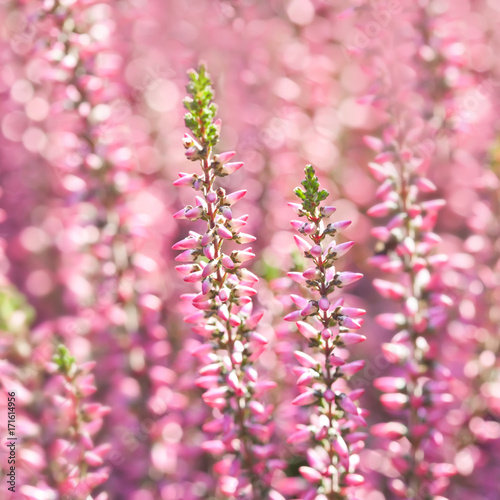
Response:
[287, 165, 367, 499]
[367, 139, 456, 497]
[174, 65, 277, 499]
[49, 345, 110, 498]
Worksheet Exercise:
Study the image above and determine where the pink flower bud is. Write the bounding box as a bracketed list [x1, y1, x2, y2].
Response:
[303, 267, 320, 280]
[404, 296, 419, 316]
[195, 375, 220, 389]
[287, 202, 303, 213]
[203, 245, 215, 260]
[330, 220, 352, 231]
[233, 285, 257, 297]
[339, 394, 358, 414]
[185, 207, 203, 220]
[287, 271, 306, 284]
[218, 305, 229, 321]
[400, 236, 416, 255]
[367, 201, 398, 217]
[310, 245, 322, 257]
[376, 313, 405, 329]
[207, 191, 217, 203]
[203, 386, 229, 403]
[172, 236, 199, 250]
[421, 199, 446, 212]
[202, 261, 217, 278]
[368, 162, 389, 181]
[344, 473, 364, 486]
[287, 427, 311, 444]
[191, 343, 213, 357]
[202, 279, 212, 295]
[292, 390, 317, 406]
[290, 220, 305, 231]
[213, 151, 236, 164]
[220, 476, 238, 496]
[221, 206, 233, 219]
[380, 393, 409, 411]
[331, 241, 355, 258]
[201, 440, 226, 455]
[363, 135, 384, 151]
[301, 301, 317, 316]
[173, 173, 196, 187]
[237, 233, 256, 244]
[322, 206, 337, 217]
[253, 380, 277, 396]
[225, 190, 247, 205]
[222, 162, 244, 175]
[173, 208, 187, 220]
[184, 271, 203, 282]
[226, 371, 240, 391]
[336, 272, 363, 287]
[221, 254, 235, 269]
[297, 371, 315, 386]
[284, 310, 301, 322]
[290, 294, 308, 308]
[296, 321, 318, 339]
[233, 250, 255, 263]
[321, 328, 332, 340]
[340, 360, 365, 376]
[333, 435, 349, 457]
[299, 466, 322, 483]
[318, 298, 329, 311]
[185, 145, 203, 160]
[373, 279, 405, 299]
[246, 312, 263, 330]
[431, 463, 456, 478]
[371, 422, 408, 439]
[340, 307, 366, 317]
[381, 343, 410, 363]
[294, 235, 312, 253]
[340, 317, 362, 330]
[294, 351, 319, 368]
[338, 333, 366, 345]
[217, 226, 233, 239]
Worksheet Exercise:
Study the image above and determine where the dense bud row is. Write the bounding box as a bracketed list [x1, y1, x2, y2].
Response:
[285, 165, 367, 500]
[366, 137, 456, 499]
[173, 65, 279, 500]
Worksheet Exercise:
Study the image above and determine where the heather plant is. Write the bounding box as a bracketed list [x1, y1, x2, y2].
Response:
[173, 65, 279, 499]
[45, 344, 110, 499]
[366, 138, 456, 499]
[0, 1, 180, 496]
[0, 1, 499, 499]
[285, 165, 367, 500]
[445, 138, 500, 498]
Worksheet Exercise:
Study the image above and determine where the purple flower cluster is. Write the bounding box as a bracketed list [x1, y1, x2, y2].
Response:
[366, 137, 456, 498]
[1, 1, 500, 499]
[284, 165, 367, 500]
[173, 66, 279, 499]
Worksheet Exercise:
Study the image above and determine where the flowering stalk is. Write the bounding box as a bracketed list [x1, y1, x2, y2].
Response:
[447, 137, 500, 496]
[366, 139, 456, 499]
[285, 165, 367, 500]
[173, 65, 278, 499]
[25, 3, 180, 495]
[46, 344, 110, 499]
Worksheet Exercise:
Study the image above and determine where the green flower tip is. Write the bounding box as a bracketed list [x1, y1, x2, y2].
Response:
[183, 64, 219, 147]
[53, 344, 76, 375]
[294, 164, 329, 215]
